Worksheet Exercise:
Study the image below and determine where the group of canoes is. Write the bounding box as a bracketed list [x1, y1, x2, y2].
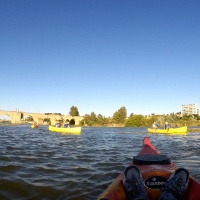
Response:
[30, 121, 194, 199]
[31, 120, 187, 135]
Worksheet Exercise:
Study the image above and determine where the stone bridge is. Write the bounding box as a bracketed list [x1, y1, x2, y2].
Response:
[0, 109, 84, 126]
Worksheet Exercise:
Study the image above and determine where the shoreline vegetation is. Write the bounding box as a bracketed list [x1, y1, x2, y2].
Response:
[1, 106, 200, 132]
[82, 107, 200, 129]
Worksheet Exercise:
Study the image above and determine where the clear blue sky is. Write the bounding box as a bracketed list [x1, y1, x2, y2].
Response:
[1, 0, 200, 117]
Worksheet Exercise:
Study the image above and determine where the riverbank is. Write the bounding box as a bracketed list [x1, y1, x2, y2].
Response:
[188, 128, 200, 132]
[0, 122, 12, 126]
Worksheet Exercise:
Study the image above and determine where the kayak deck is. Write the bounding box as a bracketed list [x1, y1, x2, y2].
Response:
[98, 137, 200, 200]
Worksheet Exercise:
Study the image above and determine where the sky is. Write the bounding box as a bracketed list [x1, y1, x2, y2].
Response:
[0, 0, 200, 117]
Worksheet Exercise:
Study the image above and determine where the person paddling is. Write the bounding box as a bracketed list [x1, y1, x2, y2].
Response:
[33, 121, 38, 127]
[164, 121, 170, 130]
[55, 121, 61, 128]
[152, 121, 158, 130]
[64, 119, 70, 128]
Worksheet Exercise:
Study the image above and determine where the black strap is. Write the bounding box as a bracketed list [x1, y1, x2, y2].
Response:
[133, 154, 171, 165]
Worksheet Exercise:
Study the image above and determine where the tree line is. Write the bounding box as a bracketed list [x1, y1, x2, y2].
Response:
[24, 105, 200, 127]
[69, 106, 200, 127]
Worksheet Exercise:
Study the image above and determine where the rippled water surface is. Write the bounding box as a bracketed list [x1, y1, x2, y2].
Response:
[0, 125, 200, 200]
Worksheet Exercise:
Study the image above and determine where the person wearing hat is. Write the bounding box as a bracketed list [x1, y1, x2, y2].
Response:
[164, 121, 170, 130]
[152, 121, 158, 129]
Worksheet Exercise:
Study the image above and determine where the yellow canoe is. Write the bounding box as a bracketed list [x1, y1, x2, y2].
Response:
[31, 125, 38, 128]
[48, 125, 82, 135]
[147, 126, 187, 134]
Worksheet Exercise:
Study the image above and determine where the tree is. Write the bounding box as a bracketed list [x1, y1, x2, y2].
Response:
[84, 114, 91, 126]
[90, 112, 97, 124]
[125, 115, 146, 127]
[69, 106, 79, 116]
[112, 106, 127, 124]
[96, 114, 105, 126]
[83, 112, 96, 126]
[79, 119, 85, 126]
[83, 113, 109, 126]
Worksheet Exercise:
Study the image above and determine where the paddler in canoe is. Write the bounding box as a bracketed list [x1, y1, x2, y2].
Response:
[164, 121, 170, 130]
[55, 121, 61, 128]
[63, 119, 70, 128]
[152, 121, 159, 130]
[31, 121, 38, 128]
[122, 166, 189, 200]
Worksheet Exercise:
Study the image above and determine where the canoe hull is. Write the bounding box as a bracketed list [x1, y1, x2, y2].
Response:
[48, 126, 81, 134]
[98, 137, 200, 200]
[31, 125, 38, 128]
[148, 126, 187, 134]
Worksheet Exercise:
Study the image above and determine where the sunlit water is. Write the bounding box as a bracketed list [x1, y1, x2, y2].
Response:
[0, 125, 200, 200]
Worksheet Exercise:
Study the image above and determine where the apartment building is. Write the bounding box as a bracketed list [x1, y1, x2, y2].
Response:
[181, 103, 200, 115]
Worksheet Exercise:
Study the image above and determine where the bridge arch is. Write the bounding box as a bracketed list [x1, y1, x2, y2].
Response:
[0, 113, 11, 121]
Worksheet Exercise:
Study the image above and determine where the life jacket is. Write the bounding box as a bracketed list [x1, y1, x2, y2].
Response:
[64, 124, 68, 128]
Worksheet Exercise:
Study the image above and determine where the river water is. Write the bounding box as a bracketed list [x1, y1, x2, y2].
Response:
[0, 125, 200, 200]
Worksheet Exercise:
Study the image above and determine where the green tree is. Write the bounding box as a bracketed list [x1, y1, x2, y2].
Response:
[112, 106, 127, 124]
[79, 119, 85, 126]
[148, 115, 159, 126]
[69, 106, 79, 116]
[125, 115, 146, 127]
[83, 112, 97, 126]
[90, 112, 97, 124]
[182, 114, 192, 121]
[84, 114, 91, 126]
[96, 114, 105, 126]
[129, 113, 134, 117]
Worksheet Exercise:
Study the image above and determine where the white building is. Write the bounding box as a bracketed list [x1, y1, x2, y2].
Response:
[181, 103, 200, 115]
